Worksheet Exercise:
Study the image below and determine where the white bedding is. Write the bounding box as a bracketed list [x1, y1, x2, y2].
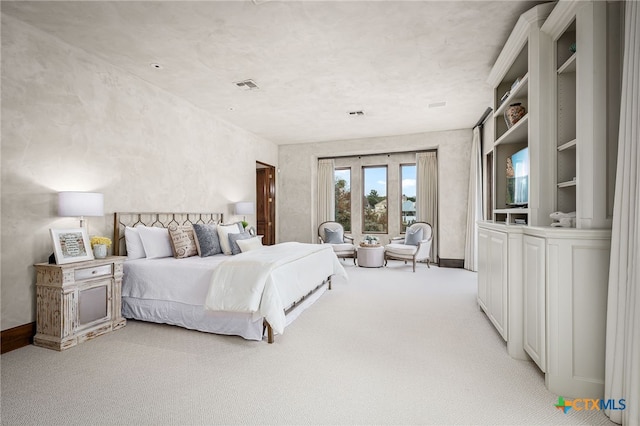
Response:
[122, 242, 346, 340]
[205, 242, 347, 334]
[122, 255, 267, 339]
[123, 255, 228, 305]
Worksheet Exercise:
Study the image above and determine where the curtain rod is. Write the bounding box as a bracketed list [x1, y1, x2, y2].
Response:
[318, 148, 436, 161]
[473, 107, 493, 129]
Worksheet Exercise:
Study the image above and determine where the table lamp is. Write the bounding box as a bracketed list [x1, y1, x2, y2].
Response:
[58, 191, 104, 228]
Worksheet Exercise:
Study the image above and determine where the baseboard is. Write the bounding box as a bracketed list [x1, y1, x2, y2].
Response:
[1, 322, 36, 354]
[438, 258, 465, 268]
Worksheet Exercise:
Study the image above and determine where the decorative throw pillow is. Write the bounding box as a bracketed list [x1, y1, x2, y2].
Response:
[217, 223, 241, 255]
[229, 231, 252, 255]
[324, 228, 344, 244]
[124, 226, 146, 260]
[404, 227, 424, 246]
[137, 226, 174, 259]
[168, 224, 197, 259]
[192, 223, 222, 257]
[236, 236, 263, 253]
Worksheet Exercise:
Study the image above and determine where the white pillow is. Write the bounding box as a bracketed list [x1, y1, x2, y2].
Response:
[137, 226, 173, 259]
[236, 237, 263, 253]
[124, 226, 146, 260]
[217, 223, 241, 255]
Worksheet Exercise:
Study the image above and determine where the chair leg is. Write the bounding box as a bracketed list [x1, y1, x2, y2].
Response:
[427, 259, 430, 268]
[412, 258, 416, 272]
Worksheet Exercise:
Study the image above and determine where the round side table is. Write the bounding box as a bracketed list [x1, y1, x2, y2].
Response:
[357, 245, 385, 268]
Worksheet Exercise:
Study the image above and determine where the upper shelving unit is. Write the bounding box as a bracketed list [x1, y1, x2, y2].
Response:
[541, 0, 621, 229]
[485, 2, 554, 226]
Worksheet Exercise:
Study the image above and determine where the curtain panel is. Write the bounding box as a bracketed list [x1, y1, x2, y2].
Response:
[605, 2, 640, 425]
[416, 152, 438, 264]
[464, 127, 483, 271]
[317, 159, 335, 226]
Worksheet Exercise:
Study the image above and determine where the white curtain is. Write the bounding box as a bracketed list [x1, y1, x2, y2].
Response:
[416, 152, 438, 264]
[317, 159, 335, 225]
[604, 2, 640, 425]
[464, 127, 483, 271]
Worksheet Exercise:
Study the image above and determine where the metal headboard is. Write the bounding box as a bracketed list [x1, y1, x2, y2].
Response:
[113, 212, 224, 256]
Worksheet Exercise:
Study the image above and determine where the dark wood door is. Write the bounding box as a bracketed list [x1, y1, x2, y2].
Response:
[256, 164, 276, 245]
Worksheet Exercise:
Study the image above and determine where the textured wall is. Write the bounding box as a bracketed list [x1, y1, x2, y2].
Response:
[278, 129, 472, 260]
[1, 15, 278, 330]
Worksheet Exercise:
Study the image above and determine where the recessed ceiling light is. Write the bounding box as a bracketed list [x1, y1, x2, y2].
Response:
[428, 101, 447, 108]
[150, 63, 163, 70]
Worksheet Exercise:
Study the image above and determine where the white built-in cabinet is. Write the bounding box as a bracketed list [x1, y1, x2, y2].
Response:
[478, 223, 527, 360]
[478, 0, 621, 399]
[523, 227, 611, 398]
[477, 227, 507, 339]
[522, 234, 545, 371]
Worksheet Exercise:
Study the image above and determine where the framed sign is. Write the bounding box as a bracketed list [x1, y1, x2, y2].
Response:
[50, 228, 94, 264]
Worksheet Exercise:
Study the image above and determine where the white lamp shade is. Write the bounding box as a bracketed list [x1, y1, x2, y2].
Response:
[58, 192, 104, 217]
[234, 201, 255, 215]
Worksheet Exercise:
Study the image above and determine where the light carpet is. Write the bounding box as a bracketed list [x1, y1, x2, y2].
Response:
[1, 262, 616, 425]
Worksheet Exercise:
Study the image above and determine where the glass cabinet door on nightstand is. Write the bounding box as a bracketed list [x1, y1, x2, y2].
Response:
[77, 279, 112, 331]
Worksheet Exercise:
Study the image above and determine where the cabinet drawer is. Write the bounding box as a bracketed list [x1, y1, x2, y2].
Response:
[74, 264, 112, 281]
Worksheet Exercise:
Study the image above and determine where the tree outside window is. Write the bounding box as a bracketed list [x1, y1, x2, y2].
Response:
[363, 166, 387, 233]
[401, 164, 417, 232]
[334, 168, 351, 232]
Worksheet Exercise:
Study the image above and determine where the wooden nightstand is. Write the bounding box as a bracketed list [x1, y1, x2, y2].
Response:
[34, 256, 127, 351]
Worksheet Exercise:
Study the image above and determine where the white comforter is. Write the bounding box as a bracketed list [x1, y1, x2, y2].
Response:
[204, 242, 347, 334]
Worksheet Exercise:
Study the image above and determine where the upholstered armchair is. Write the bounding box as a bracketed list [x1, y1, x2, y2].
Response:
[384, 222, 433, 272]
[317, 221, 357, 264]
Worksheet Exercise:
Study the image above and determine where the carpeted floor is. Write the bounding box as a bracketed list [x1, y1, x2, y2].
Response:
[1, 262, 616, 425]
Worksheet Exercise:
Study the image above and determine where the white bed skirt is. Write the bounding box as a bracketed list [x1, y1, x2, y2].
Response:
[122, 281, 328, 341]
[122, 297, 264, 340]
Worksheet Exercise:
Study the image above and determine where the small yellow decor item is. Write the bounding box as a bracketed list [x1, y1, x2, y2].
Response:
[90, 236, 112, 248]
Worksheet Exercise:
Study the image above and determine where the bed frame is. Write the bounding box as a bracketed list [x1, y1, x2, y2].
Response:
[113, 212, 332, 343]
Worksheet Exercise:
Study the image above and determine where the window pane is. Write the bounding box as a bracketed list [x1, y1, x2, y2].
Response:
[363, 166, 387, 233]
[401, 164, 417, 232]
[334, 168, 351, 232]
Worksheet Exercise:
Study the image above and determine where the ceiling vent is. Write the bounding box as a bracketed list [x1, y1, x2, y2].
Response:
[348, 110, 365, 116]
[428, 101, 447, 109]
[235, 79, 259, 90]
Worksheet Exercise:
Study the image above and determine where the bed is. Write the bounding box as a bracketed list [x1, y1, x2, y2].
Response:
[113, 212, 346, 343]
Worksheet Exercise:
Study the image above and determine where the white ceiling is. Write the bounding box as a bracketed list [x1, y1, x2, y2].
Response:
[2, 0, 549, 145]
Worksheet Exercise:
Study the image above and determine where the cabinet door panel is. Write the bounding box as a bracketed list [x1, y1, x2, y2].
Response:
[477, 230, 490, 311]
[488, 232, 508, 340]
[78, 282, 110, 326]
[523, 235, 546, 371]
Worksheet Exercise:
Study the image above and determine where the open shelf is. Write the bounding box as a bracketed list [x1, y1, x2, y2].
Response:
[494, 73, 530, 117]
[494, 114, 529, 146]
[558, 139, 577, 151]
[493, 207, 530, 225]
[558, 53, 576, 74]
[557, 179, 577, 188]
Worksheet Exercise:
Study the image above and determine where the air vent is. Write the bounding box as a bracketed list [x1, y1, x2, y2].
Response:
[428, 101, 447, 109]
[348, 111, 365, 116]
[235, 79, 259, 90]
